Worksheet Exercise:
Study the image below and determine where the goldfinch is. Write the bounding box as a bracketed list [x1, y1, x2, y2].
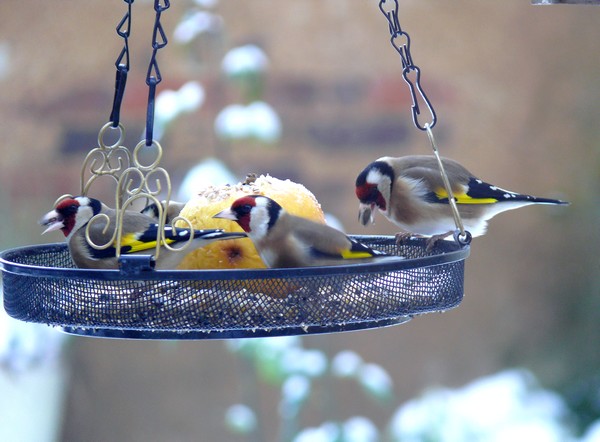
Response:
[140, 200, 186, 224]
[355, 155, 569, 238]
[39, 196, 246, 270]
[213, 195, 391, 268]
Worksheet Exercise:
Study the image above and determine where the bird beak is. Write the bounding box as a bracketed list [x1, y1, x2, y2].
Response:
[39, 209, 64, 234]
[213, 208, 237, 221]
[358, 203, 375, 226]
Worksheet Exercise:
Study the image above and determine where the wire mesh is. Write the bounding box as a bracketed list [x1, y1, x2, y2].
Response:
[0, 236, 468, 339]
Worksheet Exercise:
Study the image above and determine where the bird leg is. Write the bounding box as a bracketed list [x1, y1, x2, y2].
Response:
[425, 231, 454, 252]
[395, 231, 454, 252]
[395, 231, 425, 245]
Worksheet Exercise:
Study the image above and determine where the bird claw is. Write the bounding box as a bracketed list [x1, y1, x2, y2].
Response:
[395, 232, 424, 246]
[395, 231, 454, 252]
[425, 231, 454, 252]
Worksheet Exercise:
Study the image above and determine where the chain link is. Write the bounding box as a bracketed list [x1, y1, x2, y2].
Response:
[379, 1, 469, 243]
[109, 0, 134, 128]
[145, 0, 170, 146]
[378, 0, 437, 131]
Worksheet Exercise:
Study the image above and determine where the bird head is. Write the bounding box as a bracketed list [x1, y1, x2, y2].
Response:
[39, 196, 102, 239]
[213, 195, 281, 239]
[355, 160, 394, 225]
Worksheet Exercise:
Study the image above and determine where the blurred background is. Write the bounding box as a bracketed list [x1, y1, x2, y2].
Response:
[0, 0, 598, 441]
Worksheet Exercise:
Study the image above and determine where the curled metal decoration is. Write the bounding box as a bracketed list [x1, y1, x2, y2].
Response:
[119, 140, 170, 204]
[77, 126, 195, 262]
[82, 172, 168, 256]
[65, 2, 187, 265]
[84, 213, 115, 251]
[166, 214, 195, 252]
[112, 139, 195, 260]
[77, 122, 130, 254]
[80, 122, 131, 197]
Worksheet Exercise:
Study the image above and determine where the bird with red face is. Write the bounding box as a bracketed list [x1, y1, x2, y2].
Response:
[40, 196, 246, 270]
[214, 195, 391, 268]
[355, 155, 568, 239]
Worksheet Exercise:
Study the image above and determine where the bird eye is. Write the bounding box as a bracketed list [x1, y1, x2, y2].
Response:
[60, 204, 79, 215]
[240, 204, 252, 214]
[356, 184, 380, 203]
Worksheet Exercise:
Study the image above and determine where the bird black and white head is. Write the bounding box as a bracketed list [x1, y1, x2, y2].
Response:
[355, 159, 395, 225]
[355, 159, 395, 210]
[213, 195, 281, 240]
[40, 196, 102, 240]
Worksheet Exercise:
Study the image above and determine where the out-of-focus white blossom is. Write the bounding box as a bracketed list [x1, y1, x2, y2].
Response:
[222, 44, 268, 76]
[582, 420, 600, 442]
[281, 347, 327, 378]
[293, 422, 340, 442]
[0, 294, 66, 373]
[226, 335, 300, 355]
[343, 416, 379, 442]
[358, 363, 394, 402]
[0, 292, 69, 442]
[247, 101, 281, 142]
[193, 0, 219, 8]
[389, 369, 575, 442]
[178, 81, 205, 112]
[152, 81, 205, 141]
[177, 157, 237, 202]
[280, 374, 312, 420]
[331, 350, 363, 378]
[214, 101, 281, 143]
[173, 11, 223, 44]
[224, 404, 257, 435]
[215, 104, 247, 139]
[282, 375, 311, 406]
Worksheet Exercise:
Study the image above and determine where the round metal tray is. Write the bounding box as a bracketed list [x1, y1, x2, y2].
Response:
[0, 236, 469, 340]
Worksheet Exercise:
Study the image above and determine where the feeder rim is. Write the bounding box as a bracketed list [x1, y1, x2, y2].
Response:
[59, 316, 414, 340]
[0, 237, 469, 282]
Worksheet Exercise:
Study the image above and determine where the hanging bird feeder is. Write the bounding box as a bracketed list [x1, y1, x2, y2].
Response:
[0, 0, 470, 339]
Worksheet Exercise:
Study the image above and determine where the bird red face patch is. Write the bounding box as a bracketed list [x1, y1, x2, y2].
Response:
[355, 184, 387, 211]
[55, 198, 80, 211]
[53, 198, 81, 236]
[229, 196, 258, 232]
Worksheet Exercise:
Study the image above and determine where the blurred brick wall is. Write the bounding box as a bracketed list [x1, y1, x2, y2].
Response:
[0, 1, 597, 441]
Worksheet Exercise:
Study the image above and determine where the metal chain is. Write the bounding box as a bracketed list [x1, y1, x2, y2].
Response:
[109, 0, 134, 128]
[145, 0, 170, 146]
[379, 1, 470, 244]
[82, 0, 180, 263]
[378, 0, 437, 131]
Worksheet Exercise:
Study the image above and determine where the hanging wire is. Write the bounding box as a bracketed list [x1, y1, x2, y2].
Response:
[424, 124, 469, 243]
[378, 0, 471, 245]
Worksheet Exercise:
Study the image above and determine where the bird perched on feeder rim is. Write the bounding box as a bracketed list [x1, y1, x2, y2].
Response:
[214, 195, 392, 268]
[355, 155, 569, 242]
[39, 195, 246, 270]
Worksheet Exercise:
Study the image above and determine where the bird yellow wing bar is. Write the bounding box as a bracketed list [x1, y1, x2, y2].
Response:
[434, 188, 499, 205]
[340, 249, 378, 259]
[118, 232, 176, 254]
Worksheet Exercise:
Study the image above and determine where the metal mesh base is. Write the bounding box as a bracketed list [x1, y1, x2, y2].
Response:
[0, 236, 468, 339]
